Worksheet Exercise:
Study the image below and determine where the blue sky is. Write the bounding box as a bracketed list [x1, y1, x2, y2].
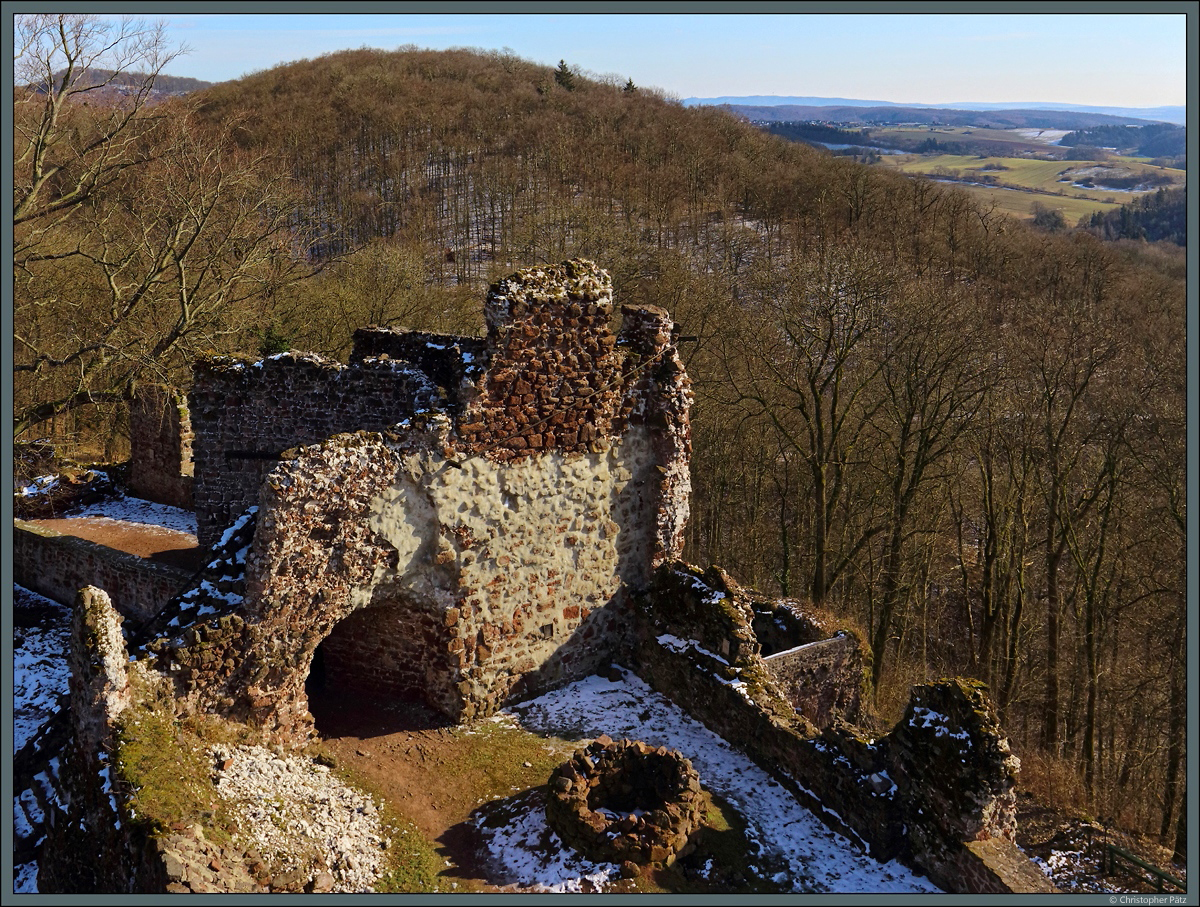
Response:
[48, 9, 1194, 108]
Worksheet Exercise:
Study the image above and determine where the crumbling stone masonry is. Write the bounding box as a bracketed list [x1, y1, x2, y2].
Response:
[631, 564, 1057, 894]
[189, 353, 440, 547]
[37, 588, 259, 894]
[151, 260, 693, 740]
[28, 258, 1055, 894]
[129, 385, 194, 510]
[546, 735, 705, 868]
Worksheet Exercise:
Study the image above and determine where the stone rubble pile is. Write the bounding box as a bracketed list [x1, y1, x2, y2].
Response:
[211, 744, 390, 893]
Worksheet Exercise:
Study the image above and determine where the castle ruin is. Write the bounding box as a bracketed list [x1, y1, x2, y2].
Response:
[16, 260, 1054, 894]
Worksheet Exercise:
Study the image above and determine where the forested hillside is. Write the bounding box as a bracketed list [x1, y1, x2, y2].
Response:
[13, 32, 1187, 857]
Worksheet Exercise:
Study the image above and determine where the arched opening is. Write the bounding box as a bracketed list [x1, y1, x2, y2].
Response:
[305, 595, 460, 736]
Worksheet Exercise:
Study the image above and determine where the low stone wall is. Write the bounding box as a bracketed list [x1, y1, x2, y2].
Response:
[956, 838, 1060, 894]
[762, 635, 863, 728]
[14, 521, 192, 623]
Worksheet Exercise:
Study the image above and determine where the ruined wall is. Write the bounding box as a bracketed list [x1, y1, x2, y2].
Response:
[456, 260, 624, 460]
[189, 354, 439, 546]
[39, 587, 155, 893]
[350, 328, 485, 412]
[163, 422, 663, 741]
[632, 564, 1052, 894]
[762, 636, 864, 728]
[39, 587, 259, 894]
[749, 599, 867, 726]
[129, 385, 194, 510]
[150, 260, 692, 743]
[14, 520, 191, 622]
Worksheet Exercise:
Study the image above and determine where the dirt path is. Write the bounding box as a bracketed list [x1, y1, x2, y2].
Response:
[306, 695, 508, 891]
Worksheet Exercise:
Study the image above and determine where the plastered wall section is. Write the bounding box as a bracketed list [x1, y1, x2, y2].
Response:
[363, 428, 659, 716]
[14, 521, 191, 623]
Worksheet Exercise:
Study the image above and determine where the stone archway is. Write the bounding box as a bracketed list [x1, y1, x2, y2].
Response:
[305, 594, 461, 735]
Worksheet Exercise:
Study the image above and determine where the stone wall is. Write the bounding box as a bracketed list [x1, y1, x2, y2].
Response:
[762, 636, 864, 728]
[350, 328, 485, 412]
[38, 587, 160, 893]
[631, 563, 1052, 893]
[147, 260, 692, 744]
[14, 520, 192, 623]
[129, 385, 194, 510]
[38, 587, 258, 894]
[455, 260, 624, 460]
[189, 353, 439, 547]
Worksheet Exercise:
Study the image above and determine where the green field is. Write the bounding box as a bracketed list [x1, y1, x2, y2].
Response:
[879, 152, 1184, 224]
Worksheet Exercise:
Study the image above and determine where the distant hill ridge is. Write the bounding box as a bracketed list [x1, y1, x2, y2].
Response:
[685, 96, 1184, 126]
[38, 67, 214, 95]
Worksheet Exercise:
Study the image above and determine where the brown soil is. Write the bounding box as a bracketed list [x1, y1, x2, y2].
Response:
[305, 694, 517, 892]
[304, 694, 667, 894]
[28, 516, 206, 572]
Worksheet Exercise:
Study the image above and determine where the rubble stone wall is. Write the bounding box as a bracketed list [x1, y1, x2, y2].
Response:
[762, 635, 864, 728]
[14, 520, 191, 622]
[350, 328, 486, 412]
[455, 260, 624, 460]
[632, 564, 1043, 891]
[153, 260, 692, 743]
[189, 354, 438, 547]
[171, 423, 663, 742]
[129, 385, 195, 510]
[39, 587, 153, 893]
[39, 588, 257, 894]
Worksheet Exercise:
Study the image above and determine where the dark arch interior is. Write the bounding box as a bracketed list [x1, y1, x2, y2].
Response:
[305, 597, 456, 736]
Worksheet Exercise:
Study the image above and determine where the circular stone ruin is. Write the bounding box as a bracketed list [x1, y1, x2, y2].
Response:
[546, 735, 705, 868]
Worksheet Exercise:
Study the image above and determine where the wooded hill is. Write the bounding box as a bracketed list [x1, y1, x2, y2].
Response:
[13, 37, 1187, 860]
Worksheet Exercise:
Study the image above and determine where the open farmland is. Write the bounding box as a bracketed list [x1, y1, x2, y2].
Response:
[868, 125, 1062, 156]
[880, 152, 1184, 223]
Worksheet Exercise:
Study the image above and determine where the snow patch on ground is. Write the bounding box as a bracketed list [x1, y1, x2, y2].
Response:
[13, 586, 71, 753]
[66, 496, 198, 533]
[13, 585, 73, 893]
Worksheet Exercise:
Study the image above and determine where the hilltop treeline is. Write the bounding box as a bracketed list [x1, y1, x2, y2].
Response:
[761, 120, 871, 147]
[14, 33, 1186, 858]
[1082, 187, 1187, 245]
[1060, 123, 1186, 158]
